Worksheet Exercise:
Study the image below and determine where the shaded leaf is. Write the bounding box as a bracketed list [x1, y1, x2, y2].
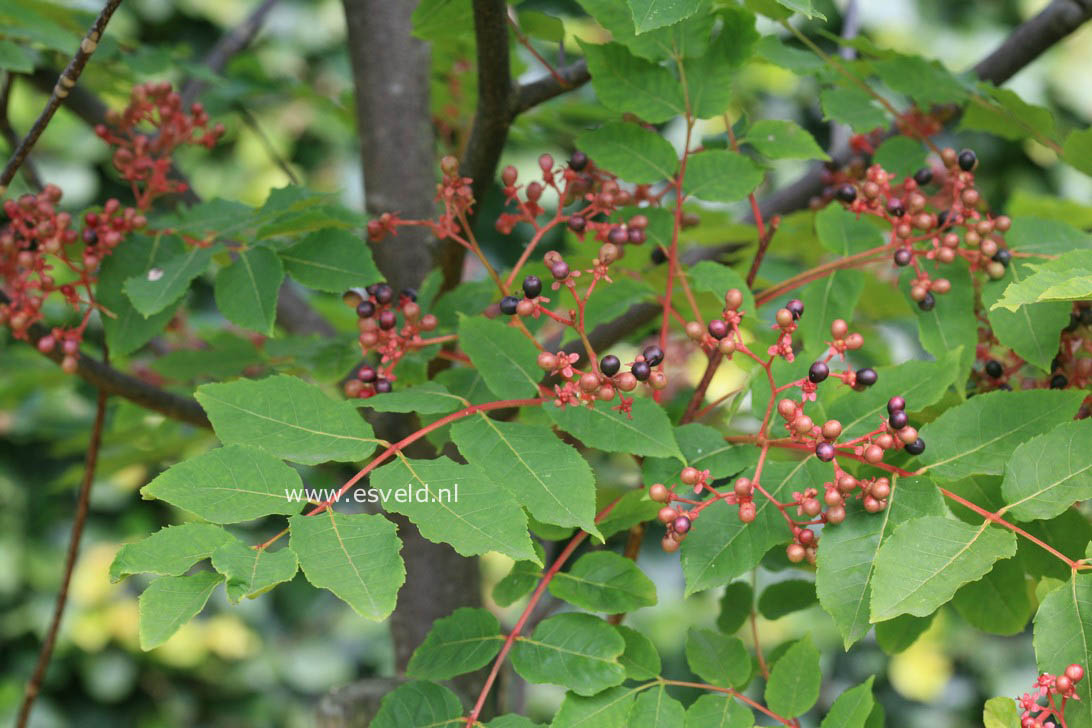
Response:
[765, 636, 821, 718]
[210, 540, 298, 602]
[510, 613, 626, 696]
[138, 571, 223, 650]
[406, 607, 504, 680]
[549, 551, 657, 612]
[110, 523, 232, 581]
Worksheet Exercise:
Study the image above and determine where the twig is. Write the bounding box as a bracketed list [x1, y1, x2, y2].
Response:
[0, 73, 43, 191]
[0, 0, 123, 194]
[15, 377, 109, 728]
[506, 8, 568, 89]
[234, 103, 300, 184]
[509, 59, 589, 117]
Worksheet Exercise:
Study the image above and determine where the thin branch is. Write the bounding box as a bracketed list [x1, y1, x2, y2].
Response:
[15, 382, 109, 728]
[0, 73, 43, 191]
[509, 59, 589, 117]
[234, 103, 300, 184]
[0, 0, 123, 194]
[973, 0, 1092, 85]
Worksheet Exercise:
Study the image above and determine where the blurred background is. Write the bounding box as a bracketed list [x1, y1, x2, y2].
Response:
[1, 0, 1090, 726]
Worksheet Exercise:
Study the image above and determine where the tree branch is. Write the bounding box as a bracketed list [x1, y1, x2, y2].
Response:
[509, 59, 590, 117]
[973, 0, 1092, 85]
[0, 0, 122, 194]
[0, 73, 43, 192]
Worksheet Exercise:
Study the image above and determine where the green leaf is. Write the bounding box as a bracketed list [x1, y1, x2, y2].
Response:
[1001, 421, 1092, 522]
[982, 697, 1021, 728]
[744, 120, 829, 161]
[210, 540, 298, 602]
[406, 607, 504, 680]
[820, 676, 875, 728]
[820, 87, 887, 133]
[872, 136, 926, 179]
[764, 636, 821, 718]
[124, 243, 218, 317]
[870, 516, 1017, 621]
[278, 228, 382, 292]
[196, 375, 377, 465]
[981, 260, 1071, 372]
[1006, 217, 1092, 256]
[758, 579, 817, 620]
[1033, 574, 1092, 728]
[686, 262, 756, 314]
[815, 476, 945, 648]
[685, 627, 751, 687]
[617, 624, 661, 679]
[552, 686, 638, 728]
[509, 613, 626, 696]
[370, 681, 464, 728]
[579, 39, 686, 123]
[138, 571, 223, 650]
[358, 382, 468, 414]
[370, 456, 538, 562]
[213, 247, 284, 335]
[773, 0, 825, 20]
[549, 551, 657, 612]
[951, 557, 1031, 635]
[487, 717, 544, 728]
[110, 523, 232, 582]
[289, 510, 404, 620]
[97, 234, 186, 355]
[799, 269, 864, 354]
[960, 85, 1057, 142]
[682, 150, 765, 203]
[577, 122, 678, 184]
[141, 445, 304, 523]
[412, 0, 474, 41]
[875, 613, 934, 655]
[547, 397, 683, 461]
[681, 459, 811, 595]
[595, 489, 660, 539]
[901, 263, 977, 386]
[151, 332, 266, 381]
[492, 543, 545, 607]
[630, 685, 686, 727]
[453, 415, 599, 536]
[685, 693, 755, 727]
[0, 39, 34, 72]
[918, 390, 1087, 480]
[683, 9, 758, 119]
[457, 315, 542, 400]
[816, 205, 884, 255]
[991, 251, 1092, 310]
[1063, 127, 1092, 177]
[873, 54, 967, 106]
[627, 0, 700, 33]
[717, 581, 754, 634]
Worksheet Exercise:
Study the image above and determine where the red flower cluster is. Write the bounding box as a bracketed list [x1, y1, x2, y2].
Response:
[1018, 664, 1083, 727]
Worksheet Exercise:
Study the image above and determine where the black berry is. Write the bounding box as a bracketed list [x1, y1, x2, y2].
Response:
[568, 215, 586, 233]
[905, 438, 926, 455]
[627, 228, 646, 245]
[808, 361, 829, 384]
[894, 248, 912, 266]
[1081, 308, 1092, 326]
[401, 287, 418, 302]
[356, 301, 376, 318]
[993, 249, 1012, 267]
[889, 410, 909, 429]
[374, 283, 394, 305]
[919, 292, 936, 311]
[815, 442, 836, 462]
[958, 149, 977, 171]
[358, 365, 377, 383]
[1051, 374, 1068, 389]
[786, 299, 805, 320]
[937, 210, 951, 228]
[608, 227, 627, 245]
[835, 184, 857, 203]
[708, 319, 728, 340]
[82, 228, 98, 245]
[856, 368, 878, 387]
[985, 360, 1003, 378]
[374, 378, 392, 394]
[366, 283, 379, 296]
[600, 354, 621, 377]
[887, 199, 905, 217]
[522, 275, 542, 299]
[378, 310, 397, 330]
[887, 396, 906, 414]
[569, 151, 588, 171]
[499, 296, 520, 315]
[643, 345, 665, 367]
[913, 168, 933, 186]
[631, 361, 651, 381]
[651, 247, 667, 265]
[551, 261, 570, 280]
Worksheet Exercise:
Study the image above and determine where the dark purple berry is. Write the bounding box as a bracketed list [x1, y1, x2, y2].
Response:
[378, 310, 397, 330]
[905, 438, 926, 455]
[356, 301, 376, 318]
[985, 360, 1003, 378]
[600, 355, 621, 377]
[82, 228, 98, 245]
[643, 345, 665, 367]
[889, 410, 909, 429]
[627, 228, 646, 245]
[786, 299, 805, 320]
[569, 151, 588, 171]
[608, 227, 627, 245]
[551, 261, 570, 280]
[887, 396, 906, 414]
[918, 292, 936, 311]
[651, 247, 667, 265]
[631, 361, 651, 381]
[958, 149, 977, 171]
[374, 283, 394, 304]
[374, 378, 392, 394]
[673, 515, 692, 534]
[815, 442, 836, 462]
[707, 319, 728, 340]
[401, 287, 418, 302]
[913, 168, 933, 186]
[937, 210, 951, 228]
[358, 365, 377, 383]
[1051, 374, 1068, 389]
[522, 275, 542, 299]
[1081, 308, 1092, 325]
[887, 199, 905, 217]
[894, 248, 913, 266]
[568, 215, 586, 233]
[856, 368, 878, 387]
[499, 296, 520, 315]
[835, 184, 857, 203]
[993, 249, 1012, 267]
[808, 361, 829, 384]
[366, 283, 379, 295]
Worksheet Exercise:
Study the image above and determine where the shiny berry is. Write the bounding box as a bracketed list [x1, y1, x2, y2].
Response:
[632, 361, 651, 381]
[889, 410, 908, 429]
[523, 275, 542, 298]
[608, 226, 627, 245]
[600, 354, 621, 377]
[985, 360, 1003, 378]
[707, 319, 728, 340]
[905, 438, 926, 455]
[401, 288, 418, 302]
[918, 292, 936, 311]
[627, 228, 645, 245]
[786, 299, 804, 320]
[993, 249, 1012, 267]
[356, 301, 376, 318]
[374, 378, 392, 394]
[835, 184, 857, 203]
[1051, 374, 1068, 389]
[887, 199, 905, 217]
[569, 151, 588, 171]
[374, 283, 394, 304]
[894, 248, 912, 266]
[651, 247, 667, 264]
[642, 345, 664, 367]
[500, 296, 520, 315]
[649, 483, 669, 502]
[887, 396, 906, 414]
[673, 516, 692, 534]
[913, 168, 933, 186]
[551, 261, 570, 280]
[856, 368, 877, 387]
[809, 361, 829, 384]
[568, 215, 586, 233]
[358, 365, 377, 383]
[1066, 664, 1084, 682]
[958, 149, 977, 171]
[815, 442, 836, 462]
[377, 310, 397, 330]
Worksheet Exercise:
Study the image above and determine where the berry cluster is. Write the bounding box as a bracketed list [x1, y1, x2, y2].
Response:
[341, 282, 438, 397]
[95, 82, 224, 209]
[367, 155, 475, 243]
[1018, 664, 1084, 727]
[0, 187, 146, 368]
